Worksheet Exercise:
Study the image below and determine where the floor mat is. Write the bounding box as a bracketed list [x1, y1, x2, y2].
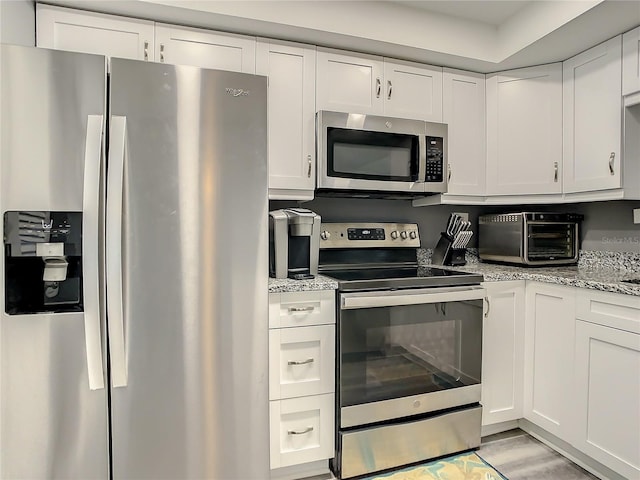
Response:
[363, 452, 508, 480]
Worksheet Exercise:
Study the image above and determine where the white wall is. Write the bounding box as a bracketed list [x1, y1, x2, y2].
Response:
[0, 0, 35, 46]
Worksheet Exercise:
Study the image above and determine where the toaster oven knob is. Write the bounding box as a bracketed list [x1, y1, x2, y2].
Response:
[320, 231, 331, 240]
[400, 231, 408, 239]
[390, 231, 399, 239]
[409, 231, 417, 239]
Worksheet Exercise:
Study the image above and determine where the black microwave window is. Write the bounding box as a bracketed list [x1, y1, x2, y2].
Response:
[327, 128, 419, 182]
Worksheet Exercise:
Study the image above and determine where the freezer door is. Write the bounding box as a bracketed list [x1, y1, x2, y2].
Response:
[0, 45, 109, 478]
[108, 59, 269, 479]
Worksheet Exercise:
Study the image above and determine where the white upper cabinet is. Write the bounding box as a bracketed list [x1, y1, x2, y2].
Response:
[36, 4, 154, 61]
[316, 48, 384, 115]
[383, 59, 443, 122]
[563, 36, 622, 194]
[256, 39, 316, 200]
[486, 63, 563, 196]
[623, 26, 640, 96]
[316, 48, 442, 121]
[154, 24, 255, 72]
[442, 69, 486, 195]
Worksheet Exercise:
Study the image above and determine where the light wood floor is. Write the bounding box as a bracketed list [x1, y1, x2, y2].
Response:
[478, 429, 599, 480]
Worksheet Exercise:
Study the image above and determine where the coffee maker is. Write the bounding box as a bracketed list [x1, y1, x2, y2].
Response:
[269, 208, 321, 279]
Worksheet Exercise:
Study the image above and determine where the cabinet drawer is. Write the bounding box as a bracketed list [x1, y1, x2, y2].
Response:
[576, 289, 640, 334]
[269, 394, 335, 469]
[269, 325, 335, 400]
[269, 290, 335, 328]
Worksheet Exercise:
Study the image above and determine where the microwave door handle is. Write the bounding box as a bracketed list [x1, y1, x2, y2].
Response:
[341, 286, 486, 310]
[418, 135, 427, 182]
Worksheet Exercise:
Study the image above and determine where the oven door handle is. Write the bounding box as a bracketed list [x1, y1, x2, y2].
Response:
[341, 286, 486, 310]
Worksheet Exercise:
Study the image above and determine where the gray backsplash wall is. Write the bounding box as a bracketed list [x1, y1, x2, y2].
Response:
[269, 198, 640, 253]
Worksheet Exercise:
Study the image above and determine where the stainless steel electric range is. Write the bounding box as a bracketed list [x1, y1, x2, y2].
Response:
[318, 222, 485, 479]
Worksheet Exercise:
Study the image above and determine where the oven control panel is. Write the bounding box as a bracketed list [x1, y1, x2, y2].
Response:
[319, 222, 420, 249]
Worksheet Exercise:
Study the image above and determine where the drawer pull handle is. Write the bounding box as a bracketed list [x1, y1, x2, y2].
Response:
[288, 358, 314, 366]
[289, 306, 314, 313]
[288, 426, 314, 435]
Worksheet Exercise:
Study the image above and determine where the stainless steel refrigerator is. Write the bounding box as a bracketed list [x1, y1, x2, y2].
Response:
[0, 44, 269, 479]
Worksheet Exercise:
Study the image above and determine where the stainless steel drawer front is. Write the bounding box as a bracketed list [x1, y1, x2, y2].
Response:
[339, 405, 482, 479]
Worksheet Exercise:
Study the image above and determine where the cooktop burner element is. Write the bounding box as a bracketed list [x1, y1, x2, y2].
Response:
[318, 222, 483, 291]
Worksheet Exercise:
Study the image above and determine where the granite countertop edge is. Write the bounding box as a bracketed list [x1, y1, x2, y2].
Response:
[268, 274, 339, 293]
[268, 268, 640, 296]
[445, 263, 640, 297]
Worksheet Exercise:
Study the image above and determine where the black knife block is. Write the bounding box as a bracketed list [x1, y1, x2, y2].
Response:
[432, 232, 467, 266]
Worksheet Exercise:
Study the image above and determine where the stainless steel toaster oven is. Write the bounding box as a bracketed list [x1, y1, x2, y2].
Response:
[478, 212, 584, 266]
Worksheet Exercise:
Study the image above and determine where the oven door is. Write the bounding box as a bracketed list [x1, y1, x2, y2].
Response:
[338, 286, 485, 428]
[524, 221, 579, 264]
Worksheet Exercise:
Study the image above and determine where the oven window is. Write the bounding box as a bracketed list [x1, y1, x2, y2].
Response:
[327, 128, 419, 181]
[527, 223, 575, 260]
[339, 300, 482, 407]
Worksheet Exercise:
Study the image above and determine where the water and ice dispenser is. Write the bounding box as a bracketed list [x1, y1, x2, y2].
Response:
[4, 211, 83, 314]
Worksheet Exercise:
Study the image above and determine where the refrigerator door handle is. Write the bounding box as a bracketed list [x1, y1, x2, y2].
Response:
[106, 115, 128, 388]
[83, 115, 106, 391]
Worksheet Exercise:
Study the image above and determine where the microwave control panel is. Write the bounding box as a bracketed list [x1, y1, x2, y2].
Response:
[425, 136, 444, 182]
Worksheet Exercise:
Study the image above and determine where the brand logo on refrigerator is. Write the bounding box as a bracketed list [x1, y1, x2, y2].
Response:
[225, 88, 250, 97]
[42, 220, 53, 230]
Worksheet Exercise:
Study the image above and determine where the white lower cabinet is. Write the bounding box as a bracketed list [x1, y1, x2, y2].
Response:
[269, 393, 335, 469]
[572, 290, 640, 480]
[523, 282, 576, 442]
[481, 281, 525, 426]
[268, 290, 336, 473]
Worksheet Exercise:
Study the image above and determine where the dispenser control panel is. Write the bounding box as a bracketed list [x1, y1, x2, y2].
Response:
[4, 211, 83, 315]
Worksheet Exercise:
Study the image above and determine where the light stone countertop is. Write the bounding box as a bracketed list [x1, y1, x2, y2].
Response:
[268, 274, 338, 293]
[440, 262, 640, 296]
[268, 251, 640, 296]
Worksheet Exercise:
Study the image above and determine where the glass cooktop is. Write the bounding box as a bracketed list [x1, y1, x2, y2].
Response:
[320, 266, 483, 291]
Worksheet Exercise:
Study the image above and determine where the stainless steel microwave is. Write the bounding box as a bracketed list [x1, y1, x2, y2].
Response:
[479, 212, 584, 266]
[316, 111, 448, 196]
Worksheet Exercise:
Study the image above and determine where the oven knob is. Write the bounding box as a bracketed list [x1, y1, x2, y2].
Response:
[400, 231, 408, 239]
[390, 231, 399, 239]
[409, 231, 417, 239]
[320, 231, 331, 240]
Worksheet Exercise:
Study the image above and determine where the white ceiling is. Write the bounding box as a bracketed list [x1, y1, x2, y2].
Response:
[393, 0, 530, 26]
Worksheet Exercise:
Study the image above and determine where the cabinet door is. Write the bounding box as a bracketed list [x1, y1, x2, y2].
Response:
[573, 321, 640, 479]
[563, 36, 622, 194]
[155, 23, 255, 72]
[36, 4, 154, 60]
[269, 393, 334, 469]
[316, 48, 384, 115]
[523, 283, 575, 441]
[443, 69, 486, 195]
[383, 59, 442, 122]
[257, 40, 316, 200]
[481, 281, 525, 426]
[486, 64, 562, 195]
[623, 26, 640, 96]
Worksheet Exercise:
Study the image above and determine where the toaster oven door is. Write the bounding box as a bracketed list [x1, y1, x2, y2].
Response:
[524, 222, 579, 264]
